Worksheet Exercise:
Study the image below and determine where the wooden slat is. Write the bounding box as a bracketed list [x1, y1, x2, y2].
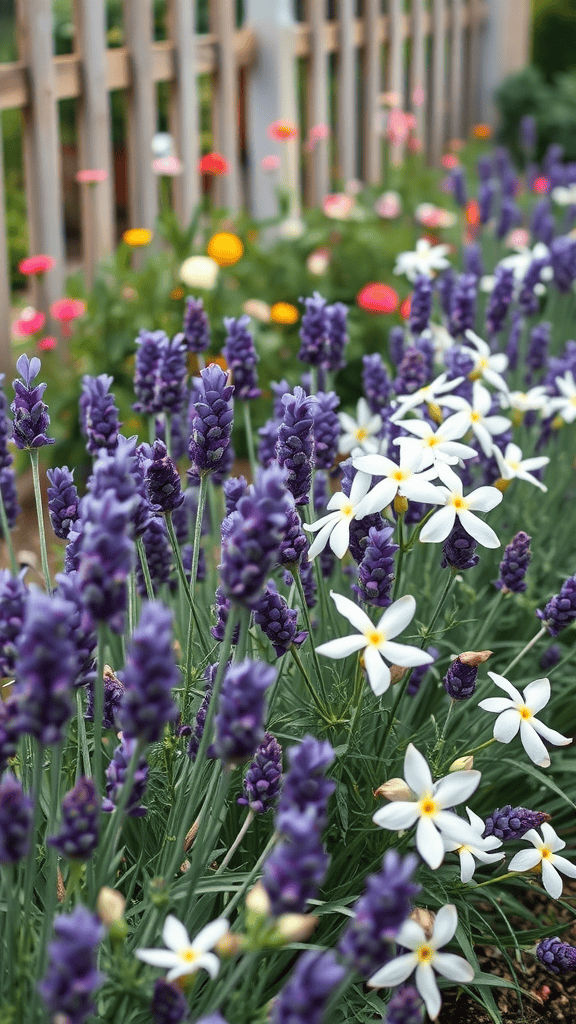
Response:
[467, 0, 482, 128]
[74, 0, 115, 287]
[307, 0, 330, 203]
[430, 0, 447, 164]
[449, 0, 464, 140]
[167, 0, 200, 223]
[411, 0, 426, 149]
[210, 0, 242, 212]
[123, 0, 158, 234]
[0, 124, 11, 375]
[363, 0, 381, 185]
[337, 0, 356, 185]
[388, 0, 404, 167]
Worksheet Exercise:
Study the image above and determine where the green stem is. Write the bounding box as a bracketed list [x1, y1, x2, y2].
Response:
[222, 833, 277, 918]
[347, 656, 367, 741]
[36, 745, 63, 976]
[217, 809, 254, 873]
[242, 402, 257, 478]
[289, 646, 331, 719]
[76, 688, 91, 779]
[92, 626, 105, 788]
[292, 568, 330, 707]
[184, 768, 232, 895]
[164, 413, 172, 459]
[502, 625, 547, 677]
[188, 473, 209, 638]
[22, 745, 44, 935]
[165, 511, 209, 658]
[0, 488, 18, 574]
[136, 536, 155, 601]
[29, 448, 51, 591]
[461, 736, 497, 758]
[474, 589, 504, 650]
[473, 871, 521, 889]
[392, 513, 406, 601]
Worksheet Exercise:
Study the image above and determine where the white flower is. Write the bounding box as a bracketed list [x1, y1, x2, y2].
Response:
[508, 823, 576, 899]
[427, 322, 457, 363]
[135, 915, 228, 982]
[419, 463, 502, 548]
[316, 594, 433, 698]
[443, 808, 504, 883]
[478, 673, 572, 768]
[551, 184, 576, 206]
[372, 743, 486, 869]
[179, 256, 219, 290]
[492, 442, 549, 491]
[278, 218, 305, 239]
[460, 330, 509, 392]
[368, 904, 474, 1020]
[151, 131, 174, 158]
[392, 412, 478, 469]
[498, 242, 552, 284]
[442, 381, 511, 457]
[243, 299, 271, 323]
[338, 398, 382, 455]
[393, 238, 451, 283]
[303, 470, 373, 560]
[351, 446, 443, 515]
[546, 371, 576, 424]
[500, 386, 549, 413]
[390, 372, 463, 423]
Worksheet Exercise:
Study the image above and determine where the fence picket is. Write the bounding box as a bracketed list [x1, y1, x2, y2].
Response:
[449, 0, 464, 141]
[0, 124, 11, 374]
[411, 0, 426, 149]
[307, 0, 330, 204]
[388, 0, 404, 166]
[431, 0, 447, 164]
[123, 0, 158, 234]
[167, 0, 200, 224]
[363, 0, 381, 185]
[210, 0, 242, 212]
[467, 0, 482, 127]
[337, 0, 357, 185]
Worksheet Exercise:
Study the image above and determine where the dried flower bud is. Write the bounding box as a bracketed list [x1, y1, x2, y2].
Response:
[449, 756, 474, 772]
[276, 914, 319, 942]
[410, 907, 435, 939]
[56, 868, 66, 903]
[373, 779, 413, 802]
[246, 880, 271, 916]
[458, 650, 493, 666]
[389, 664, 407, 685]
[97, 886, 126, 926]
[183, 817, 200, 852]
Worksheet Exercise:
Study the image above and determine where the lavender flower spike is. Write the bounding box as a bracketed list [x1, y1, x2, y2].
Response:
[11, 354, 54, 448]
[146, 439, 184, 514]
[223, 315, 261, 400]
[362, 353, 394, 416]
[102, 737, 149, 817]
[354, 525, 398, 608]
[133, 329, 168, 415]
[279, 734, 335, 826]
[157, 334, 188, 415]
[483, 804, 550, 842]
[48, 777, 99, 860]
[443, 657, 477, 700]
[326, 301, 349, 371]
[238, 732, 282, 814]
[0, 569, 28, 677]
[254, 581, 307, 657]
[209, 658, 276, 766]
[151, 979, 189, 1024]
[183, 296, 210, 353]
[261, 808, 330, 915]
[313, 391, 340, 471]
[0, 772, 32, 864]
[272, 950, 346, 1024]
[79, 373, 121, 455]
[38, 906, 105, 1024]
[276, 387, 318, 505]
[188, 363, 234, 481]
[47, 466, 80, 539]
[495, 531, 531, 593]
[537, 937, 576, 975]
[384, 986, 425, 1024]
[298, 292, 330, 366]
[537, 574, 576, 636]
[77, 493, 136, 634]
[440, 522, 479, 572]
[119, 602, 179, 745]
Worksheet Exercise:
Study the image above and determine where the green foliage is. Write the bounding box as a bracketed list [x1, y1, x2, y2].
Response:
[495, 63, 576, 163]
[532, 0, 576, 81]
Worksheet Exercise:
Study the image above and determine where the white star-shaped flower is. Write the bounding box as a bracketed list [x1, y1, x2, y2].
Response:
[303, 469, 373, 559]
[546, 371, 576, 424]
[460, 330, 509, 392]
[551, 185, 576, 206]
[492, 442, 549, 491]
[442, 380, 511, 456]
[135, 915, 228, 982]
[368, 904, 474, 1020]
[393, 238, 451, 283]
[392, 412, 478, 469]
[419, 463, 502, 548]
[442, 807, 504, 883]
[390, 372, 463, 423]
[351, 447, 443, 515]
[338, 398, 382, 455]
[498, 242, 552, 284]
[316, 593, 433, 697]
[508, 823, 576, 899]
[478, 673, 572, 768]
[372, 743, 486, 869]
[499, 386, 549, 413]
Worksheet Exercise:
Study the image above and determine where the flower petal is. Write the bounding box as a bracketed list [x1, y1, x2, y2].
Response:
[354, 479, 397, 517]
[163, 915, 191, 952]
[433, 952, 475, 984]
[376, 594, 417, 638]
[379, 640, 434, 668]
[487, 672, 524, 702]
[416, 815, 445, 869]
[193, 952, 221, 980]
[415, 962, 442, 1020]
[493, 708, 521, 744]
[530, 718, 572, 746]
[434, 770, 481, 809]
[329, 518, 352, 559]
[307, 521, 336, 559]
[478, 697, 516, 714]
[192, 918, 229, 954]
[316, 635, 368, 659]
[349, 468, 374, 505]
[508, 848, 542, 873]
[400, 479, 444, 505]
[459, 848, 477, 884]
[520, 720, 551, 767]
[419, 506, 456, 544]
[372, 801, 420, 831]
[541, 860, 563, 898]
[352, 453, 396, 476]
[364, 646, 391, 696]
[431, 904, 458, 948]
[136, 949, 179, 969]
[368, 952, 417, 989]
[552, 855, 576, 879]
[522, 678, 550, 715]
[404, 743, 433, 795]
[466, 486, 503, 513]
[457, 510, 500, 548]
[330, 590, 374, 633]
[396, 919, 428, 950]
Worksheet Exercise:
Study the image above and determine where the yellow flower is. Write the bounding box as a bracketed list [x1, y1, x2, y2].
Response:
[270, 302, 299, 325]
[206, 232, 244, 268]
[170, 287, 184, 300]
[123, 228, 153, 247]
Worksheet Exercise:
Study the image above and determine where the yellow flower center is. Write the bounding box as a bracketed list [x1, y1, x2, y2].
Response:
[470, 411, 482, 423]
[418, 796, 438, 817]
[541, 846, 553, 860]
[391, 469, 407, 482]
[478, 356, 489, 370]
[366, 630, 385, 647]
[416, 944, 434, 964]
[518, 705, 532, 721]
[179, 947, 198, 964]
[449, 494, 467, 511]
[507, 460, 520, 472]
[426, 435, 440, 447]
[570, 395, 576, 407]
[341, 503, 354, 518]
[355, 427, 368, 441]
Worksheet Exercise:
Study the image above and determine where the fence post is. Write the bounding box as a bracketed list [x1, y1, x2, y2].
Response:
[210, 0, 242, 213]
[0, 126, 12, 375]
[388, 0, 404, 167]
[123, 0, 158, 234]
[306, 0, 330, 205]
[362, 0, 381, 186]
[430, 0, 447, 165]
[245, 0, 301, 221]
[167, 0, 201, 224]
[337, 0, 357, 186]
[481, 0, 532, 122]
[449, 0, 465, 142]
[411, 0, 426, 149]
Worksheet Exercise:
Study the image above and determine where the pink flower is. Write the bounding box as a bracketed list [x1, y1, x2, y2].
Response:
[309, 123, 329, 141]
[13, 309, 46, 337]
[76, 168, 108, 184]
[268, 120, 298, 142]
[357, 283, 399, 314]
[261, 155, 281, 172]
[407, 136, 423, 154]
[152, 155, 183, 176]
[18, 255, 55, 276]
[307, 248, 330, 275]
[37, 336, 57, 351]
[375, 191, 402, 219]
[412, 85, 426, 107]
[387, 109, 411, 145]
[505, 228, 531, 250]
[50, 298, 86, 336]
[442, 153, 459, 170]
[322, 193, 354, 220]
[381, 91, 400, 108]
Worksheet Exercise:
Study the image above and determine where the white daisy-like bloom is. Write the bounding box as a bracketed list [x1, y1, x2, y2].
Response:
[478, 673, 572, 768]
[442, 807, 504, 883]
[545, 370, 576, 424]
[442, 380, 511, 457]
[459, 330, 509, 392]
[498, 242, 552, 285]
[372, 743, 487, 869]
[351, 446, 443, 516]
[303, 469, 373, 560]
[393, 238, 451, 283]
[492, 442, 549, 491]
[551, 184, 576, 206]
[338, 397, 382, 455]
[135, 915, 228, 982]
[315, 593, 434, 698]
[419, 463, 502, 548]
[368, 904, 474, 1020]
[390, 372, 463, 423]
[392, 412, 478, 469]
[499, 386, 549, 413]
[508, 823, 576, 899]
[427, 322, 457, 364]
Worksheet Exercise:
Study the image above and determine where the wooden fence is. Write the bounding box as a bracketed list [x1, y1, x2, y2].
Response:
[0, 0, 532, 372]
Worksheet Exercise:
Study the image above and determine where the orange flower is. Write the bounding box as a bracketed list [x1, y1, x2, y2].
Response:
[270, 302, 299, 325]
[170, 287, 184, 300]
[357, 283, 399, 314]
[465, 200, 480, 227]
[268, 120, 298, 142]
[198, 152, 229, 175]
[400, 295, 412, 320]
[206, 232, 244, 268]
[473, 123, 492, 140]
[123, 228, 152, 247]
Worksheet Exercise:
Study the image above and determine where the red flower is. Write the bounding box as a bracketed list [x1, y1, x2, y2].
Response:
[37, 336, 57, 351]
[465, 200, 480, 227]
[400, 295, 412, 320]
[18, 255, 55, 276]
[268, 120, 298, 141]
[533, 176, 549, 195]
[198, 152, 230, 175]
[357, 283, 399, 314]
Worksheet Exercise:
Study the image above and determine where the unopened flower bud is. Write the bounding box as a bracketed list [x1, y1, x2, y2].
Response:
[215, 931, 242, 958]
[246, 880, 271, 917]
[410, 907, 435, 938]
[97, 886, 126, 926]
[458, 650, 492, 666]
[394, 494, 409, 516]
[449, 755, 474, 772]
[277, 913, 319, 942]
[389, 664, 407, 685]
[373, 778, 413, 802]
[428, 401, 443, 423]
[149, 877, 169, 908]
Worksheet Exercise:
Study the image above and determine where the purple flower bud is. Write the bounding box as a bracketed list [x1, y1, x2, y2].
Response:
[440, 522, 479, 571]
[483, 804, 550, 842]
[271, 380, 291, 418]
[0, 697, 20, 773]
[0, 468, 19, 532]
[102, 737, 149, 817]
[407, 646, 438, 696]
[183, 296, 210, 353]
[326, 301, 349, 371]
[436, 267, 457, 317]
[279, 735, 335, 825]
[188, 364, 234, 480]
[550, 235, 576, 292]
[77, 493, 135, 633]
[157, 334, 188, 415]
[463, 243, 484, 280]
[313, 391, 340, 470]
[299, 554, 317, 609]
[136, 518, 173, 596]
[0, 772, 32, 863]
[13, 589, 78, 745]
[262, 808, 330, 915]
[339, 849, 420, 978]
[384, 986, 425, 1024]
[151, 979, 189, 1024]
[298, 292, 330, 366]
[79, 374, 121, 455]
[450, 166, 467, 207]
[537, 574, 576, 636]
[209, 658, 275, 766]
[11, 354, 54, 449]
[444, 346, 475, 382]
[531, 199, 554, 246]
[495, 531, 531, 593]
[188, 663, 217, 762]
[354, 526, 398, 608]
[276, 387, 317, 505]
[394, 348, 428, 395]
[272, 950, 346, 1024]
[477, 155, 493, 182]
[257, 418, 281, 468]
[521, 114, 537, 155]
[48, 777, 99, 860]
[224, 475, 248, 515]
[119, 602, 179, 744]
[526, 322, 551, 381]
[211, 586, 240, 644]
[54, 571, 97, 689]
[478, 180, 496, 225]
[146, 440, 184, 514]
[223, 315, 261, 400]
[47, 466, 80, 540]
[409, 275, 433, 336]
[443, 657, 477, 700]
[278, 505, 308, 568]
[449, 274, 477, 338]
[86, 667, 124, 730]
[506, 310, 522, 372]
[238, 732, 283, 814]
[38, 906, 105, 1024]
[0, 569, 27, 677]
[388, 326, 405, 368]
[133, 330, 168, 415]
[496, 198, 520, 240]
[486, 266, 515, 337]
[254, 581, 307, 657]
[540, 644, 561, 672]
[0, 376, 14, 472]
[537, 937, 576, 975]
[362, 354, 394, 416]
